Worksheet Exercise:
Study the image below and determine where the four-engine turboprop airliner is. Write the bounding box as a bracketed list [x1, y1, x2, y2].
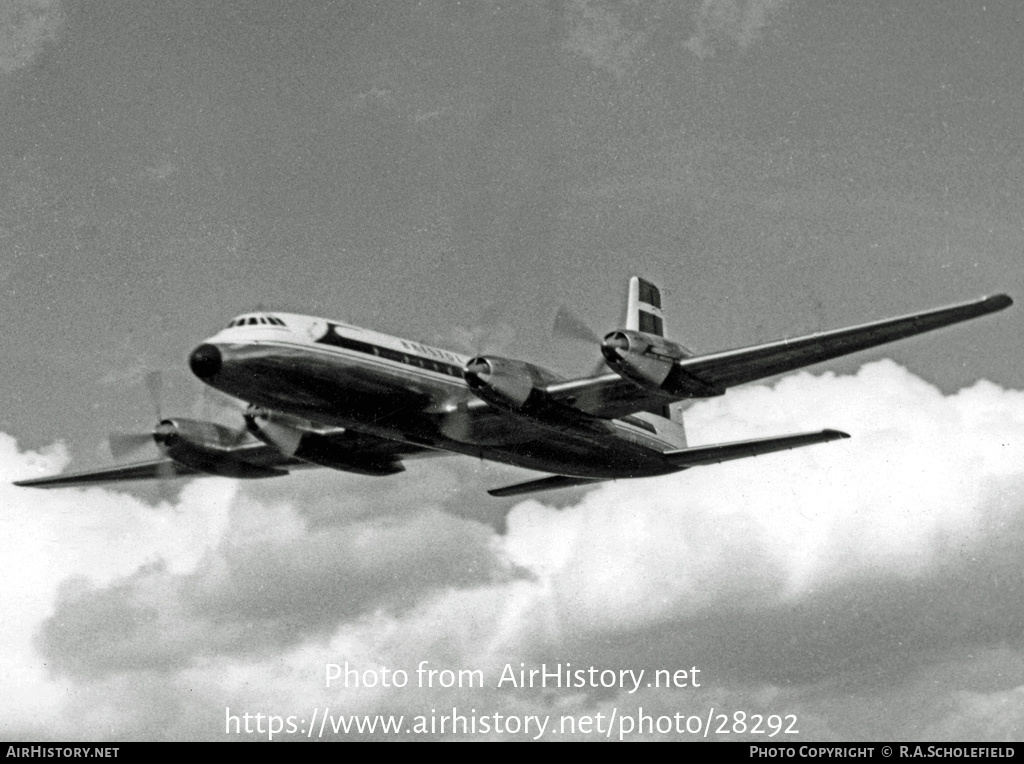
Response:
[15, 278, 1012, 496]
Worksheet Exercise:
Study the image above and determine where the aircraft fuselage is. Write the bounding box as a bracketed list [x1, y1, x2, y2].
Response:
[189, 314, 681, 479]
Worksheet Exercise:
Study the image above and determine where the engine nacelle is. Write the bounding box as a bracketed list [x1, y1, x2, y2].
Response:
[155, 418, 286, 478]
[601, 330, 721, 398]
[463, 356, 557, 412]
[244, 407, 403, 476]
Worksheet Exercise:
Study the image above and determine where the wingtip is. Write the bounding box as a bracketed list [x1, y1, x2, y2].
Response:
[12, 476, 59, 488]
[12, 478, 53, 488]
[983, 294, 1015, 313]
[822, 429, 851, 440]
[983, 293, 1013, 311]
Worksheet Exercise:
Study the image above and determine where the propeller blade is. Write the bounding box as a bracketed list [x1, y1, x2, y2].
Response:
[108, 432, 156, 461]
[553, 306, 601, 345]
[144, 371, 164, 420]
[552, 306, 612, 376]
[257, 419, 303, 456]
[201, 387, 250, 445]
[203, 386, 248, 418]
[155, 460, 181, 505]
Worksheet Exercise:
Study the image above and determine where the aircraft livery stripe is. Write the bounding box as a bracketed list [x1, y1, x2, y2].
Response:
[315, 324, 465, 378]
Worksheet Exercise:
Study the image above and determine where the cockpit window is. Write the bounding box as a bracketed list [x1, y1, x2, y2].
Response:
[225, 314, 287, 329]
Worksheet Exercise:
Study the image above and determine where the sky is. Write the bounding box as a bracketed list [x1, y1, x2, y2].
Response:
[1, 0, 1023, 742]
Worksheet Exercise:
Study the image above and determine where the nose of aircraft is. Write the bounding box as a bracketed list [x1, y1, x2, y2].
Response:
[189, 343, 222, 379]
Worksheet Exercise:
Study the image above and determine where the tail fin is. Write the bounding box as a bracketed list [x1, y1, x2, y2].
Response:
[624, 276, 687, 443]
[626, 276, 666, 337]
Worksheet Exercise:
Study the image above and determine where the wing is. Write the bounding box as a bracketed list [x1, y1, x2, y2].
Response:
[663, 428, 848, 467]
[13, 459, 202, 488]
[544, 371, 664, 420]
[487, 429, 848, 497]
[14, 431, 440, 489]
[547, 294, 1012, 419]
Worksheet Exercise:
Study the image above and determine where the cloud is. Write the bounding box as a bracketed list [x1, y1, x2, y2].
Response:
[37, 501, 505, 682]
[563, 0, 645, 77]
[0, 441, 235, 737]
[442, 323, 516, 357]
[561, 0, 790, 73]
[0, 0, 63, 74]
[685, 0, 787, 60]
[5, 360, 1024, 740]
[143, 159, 180, 181]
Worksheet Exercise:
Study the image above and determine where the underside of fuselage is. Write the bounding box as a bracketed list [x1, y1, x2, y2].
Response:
[199, 339, 677, 480]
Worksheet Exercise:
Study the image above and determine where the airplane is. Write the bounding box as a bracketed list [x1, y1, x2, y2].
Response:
[15, 278, 1012, 497]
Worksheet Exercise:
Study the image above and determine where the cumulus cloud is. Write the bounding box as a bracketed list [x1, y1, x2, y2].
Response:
[0, 441, 235, 737]
[685, 0, 787, 60]
[5, 360, 1024, 740]
[38, 506, 503, 680]
[0, 0, 62, 74]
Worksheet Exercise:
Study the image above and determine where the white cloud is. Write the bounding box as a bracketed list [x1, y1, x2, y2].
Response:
[0, 439, 235, 736]
[5, 360, 1024, 740]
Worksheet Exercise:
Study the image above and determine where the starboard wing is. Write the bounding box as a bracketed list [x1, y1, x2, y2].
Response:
[546, 294, 1011, 419]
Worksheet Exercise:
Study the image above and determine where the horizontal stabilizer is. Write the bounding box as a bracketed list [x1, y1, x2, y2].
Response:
[664, 428, 849, 468]
[488, 474, 604, 497]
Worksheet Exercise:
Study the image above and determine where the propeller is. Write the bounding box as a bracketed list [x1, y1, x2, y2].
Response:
[144, 370, 164, 419]
[108, 431, 159, 461]
[108, 370, 167, 460]
[107, 371, 249, 461]
[106, 420, 179, 501]
[198, 386, 250, 445]
[553, 305, 610, 376]
[445, 324, 516, 358]
[553, 305, 603, 346]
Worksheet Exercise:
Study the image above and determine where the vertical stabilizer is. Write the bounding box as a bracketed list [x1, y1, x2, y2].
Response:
[626, 276, 666, 337]
[624, 276, 686, 445]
